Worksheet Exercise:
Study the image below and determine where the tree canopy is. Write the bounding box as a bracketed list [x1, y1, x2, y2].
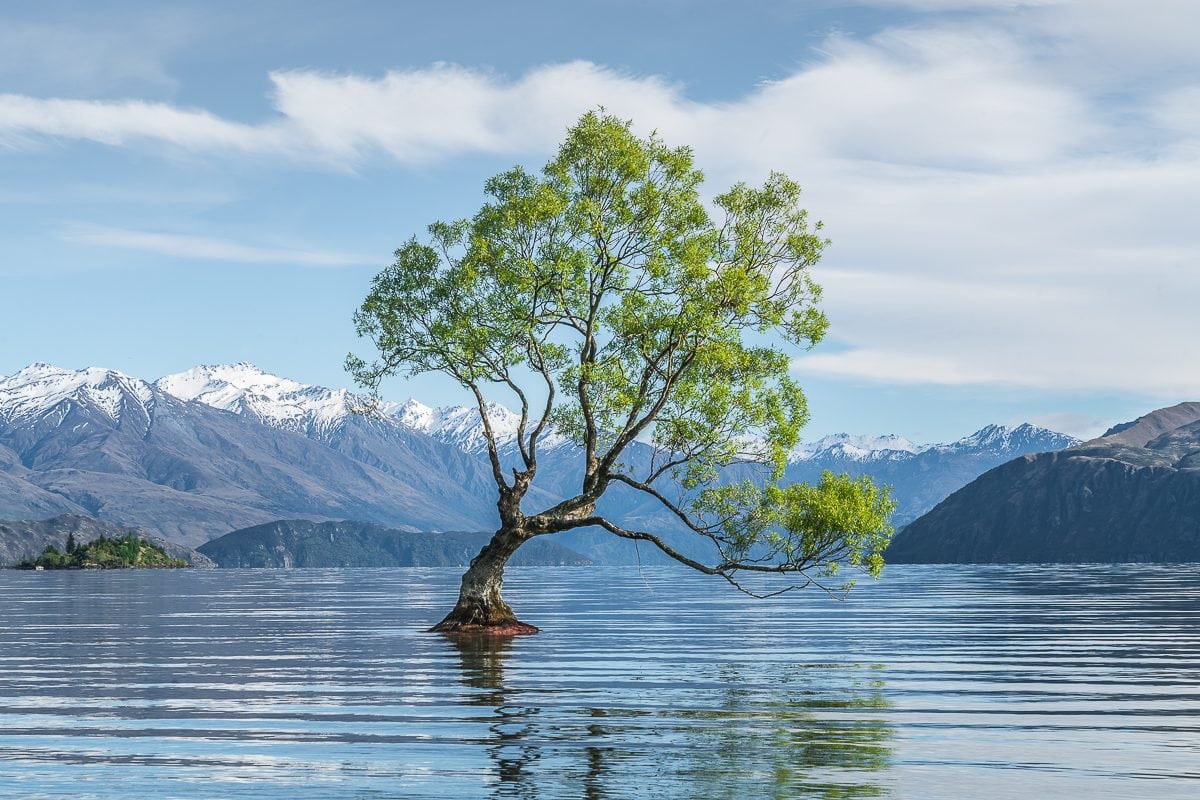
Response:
[349, 111, 894, 633]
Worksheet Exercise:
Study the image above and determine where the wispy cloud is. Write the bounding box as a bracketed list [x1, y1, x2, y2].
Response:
[1023, 411, 1112, 440]
[0, 34, 1093, 172]
[8, 14, 1199, 397]
[0, 15, 193, 94]
[0, 95, 277, 154]
[64, 225, 376, 267]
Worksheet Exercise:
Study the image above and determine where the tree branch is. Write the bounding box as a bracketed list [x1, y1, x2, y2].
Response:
[467, 382, 510, 492]
[608, 473, 717, 538]
[565, 516, 849, 599]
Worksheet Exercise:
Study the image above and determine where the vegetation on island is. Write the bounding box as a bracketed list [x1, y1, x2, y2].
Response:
[349, 110, 894, 636]
[18, 532, 188, 570]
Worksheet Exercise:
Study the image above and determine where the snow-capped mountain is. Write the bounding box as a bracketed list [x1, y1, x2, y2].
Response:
[156, 363, 399, 441]
[785, 423, 1081, 525]
[0, 363, 514, 543]
[156, 364, 568, 456]
[153, 364, 549, 529]
[397, 398, 522, 453]
[935, 423, 1078, 455]
[0, 363, 156, 427]
[791, 433, 928, 462]
[396, 398, 568, 454]
[791, 425, 1077, 465]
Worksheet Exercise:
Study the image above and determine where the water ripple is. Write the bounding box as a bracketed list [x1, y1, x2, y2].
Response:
[0, 565, 1197, 798]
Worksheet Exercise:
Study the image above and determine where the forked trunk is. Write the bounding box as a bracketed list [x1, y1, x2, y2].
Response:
[429, 526, 538, 635]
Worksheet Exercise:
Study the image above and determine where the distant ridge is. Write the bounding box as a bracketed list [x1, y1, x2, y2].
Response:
[198, 519, 591, 568]
[1093, 402, 1200, 447]
[889, 402, 1200, 563]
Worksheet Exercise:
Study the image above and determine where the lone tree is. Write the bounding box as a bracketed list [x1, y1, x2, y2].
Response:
[349, 112, 894, 635]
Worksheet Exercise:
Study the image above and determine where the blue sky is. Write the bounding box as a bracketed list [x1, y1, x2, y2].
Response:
[2, 0, 1198, 441]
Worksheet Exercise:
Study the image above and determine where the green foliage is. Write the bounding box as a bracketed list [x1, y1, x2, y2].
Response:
[349, 110, 894, 591]
[18, 534, 187, 570]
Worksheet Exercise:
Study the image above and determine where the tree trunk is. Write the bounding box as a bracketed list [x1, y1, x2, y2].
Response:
[429, 526, 538, 635]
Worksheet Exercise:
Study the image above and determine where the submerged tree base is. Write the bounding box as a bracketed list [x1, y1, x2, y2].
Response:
[429, 619, 540, 636]
[429, 596, 539, 636]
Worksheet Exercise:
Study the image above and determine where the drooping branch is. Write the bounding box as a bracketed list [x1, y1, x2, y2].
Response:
[568, 516, 848, 600]
[608, 473, 718, 538]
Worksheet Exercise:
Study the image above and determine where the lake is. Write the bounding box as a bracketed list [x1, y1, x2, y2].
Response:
[0, 565, 1197, 798]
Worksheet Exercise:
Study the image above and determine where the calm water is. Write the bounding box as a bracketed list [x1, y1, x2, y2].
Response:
[0, 565, 1197, 799]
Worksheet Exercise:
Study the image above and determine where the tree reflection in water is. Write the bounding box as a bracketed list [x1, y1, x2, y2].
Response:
[446, 634, 542, 797]
[444, 635, 894, 799]
[674, 662, 894, 799]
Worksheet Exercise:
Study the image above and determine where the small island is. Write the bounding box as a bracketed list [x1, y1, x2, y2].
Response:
[18, 533, 188, 570]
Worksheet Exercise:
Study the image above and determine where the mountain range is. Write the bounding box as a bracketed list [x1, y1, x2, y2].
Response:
[888, 402, 1200, 563]
[0, 363, 505, 544]
[0, 362, 1078, 561]
[784, 424, 1079, 526]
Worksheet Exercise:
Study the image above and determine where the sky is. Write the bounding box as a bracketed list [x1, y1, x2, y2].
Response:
[2, 0, 1198, 442]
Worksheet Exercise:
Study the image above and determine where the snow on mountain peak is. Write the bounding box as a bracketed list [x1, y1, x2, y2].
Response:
[153, 364, 561, 452]
[396, 398, 436, 431]
[0, 363, 155, 424]
[788, 424, 1081, 463]
[394, 398, 567, 454]
[155, 363, 382, 436]
[157, 363, 305, 404]
[791, 432, 927, 462]
[396, 401, 516, 452]
[946, 423, 1079, 452]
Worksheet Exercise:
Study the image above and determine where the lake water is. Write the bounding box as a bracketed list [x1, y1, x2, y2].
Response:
[0, 565, 1196, 799]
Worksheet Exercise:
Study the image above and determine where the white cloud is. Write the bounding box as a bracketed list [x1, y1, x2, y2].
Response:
[4, 20, 1198, 397]
[0, 95, 277, 153]
[64, 225, 376, 267]
[0, 31, 1092, 172]
[1154, 85, 1200, 146]
[793, 250, 1200, 397]
[794, 348, 1014, 386]
[1025, 1, 1200, 75]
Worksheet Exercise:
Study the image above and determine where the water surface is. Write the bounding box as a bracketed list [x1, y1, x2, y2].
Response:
[0, 565, 1197, 798]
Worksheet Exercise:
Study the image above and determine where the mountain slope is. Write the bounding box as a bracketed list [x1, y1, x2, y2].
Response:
[155, 364, 540, 524]
[1092, 402, 1200, 447]
[0, 365, 505, 544]
[888, 404, 1200, 563]
[0, 439, 86, 519]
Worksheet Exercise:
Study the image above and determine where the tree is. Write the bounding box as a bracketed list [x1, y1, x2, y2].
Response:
[349, 111, 894, 635]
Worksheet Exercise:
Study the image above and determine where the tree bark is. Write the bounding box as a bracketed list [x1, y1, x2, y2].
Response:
[429, 526, 538, 635]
